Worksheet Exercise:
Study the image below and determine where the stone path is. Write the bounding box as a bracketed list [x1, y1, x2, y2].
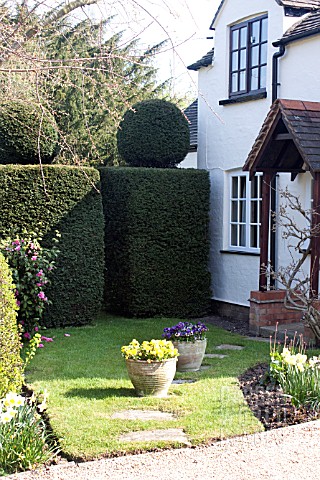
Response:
[113, 343, 247, 445]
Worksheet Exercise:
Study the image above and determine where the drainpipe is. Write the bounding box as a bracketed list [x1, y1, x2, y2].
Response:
[272, 44, 285, 102]
[270, 44, 285, 285]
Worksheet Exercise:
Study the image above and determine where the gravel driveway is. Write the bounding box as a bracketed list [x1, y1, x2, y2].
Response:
[7, 420, 320, 480]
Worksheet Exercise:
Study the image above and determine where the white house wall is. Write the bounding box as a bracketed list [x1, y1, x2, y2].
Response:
[197, 0, 318, 306]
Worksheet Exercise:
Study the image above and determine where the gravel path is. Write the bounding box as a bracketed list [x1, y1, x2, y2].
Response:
[8, 420, 320, 480]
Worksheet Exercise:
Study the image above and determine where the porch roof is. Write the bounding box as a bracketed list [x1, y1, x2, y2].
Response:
[243, 99, 320, 177]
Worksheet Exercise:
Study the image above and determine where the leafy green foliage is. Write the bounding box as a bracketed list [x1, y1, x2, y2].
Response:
[101, 167, 211, 317]
[0, 252, 23, 398]
[0, 101, 58, 165]
[0, 391, 58, 475]
[0, 165, 105, 327]
[44, 19, 172, 166]
[0, 232, 60, 335]
[117, 99, 190, 167]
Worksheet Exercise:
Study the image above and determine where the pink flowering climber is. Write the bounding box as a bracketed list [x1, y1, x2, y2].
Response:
[37, 291, 47, 301]
[36, 270, 43, 277]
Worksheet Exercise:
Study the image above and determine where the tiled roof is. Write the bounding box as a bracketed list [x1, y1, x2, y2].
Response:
[277, 0, 320, 8]
[184, 100, 198, 149]
[274, 9, 320, 45]
[244, 99, 320, 174]
[187, 48, 214, 71]
[210, 0, 320, 29]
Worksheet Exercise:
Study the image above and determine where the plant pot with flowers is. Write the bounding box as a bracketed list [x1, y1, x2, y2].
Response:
[162, 322, 208, 372]
[121, 339, 179, 397]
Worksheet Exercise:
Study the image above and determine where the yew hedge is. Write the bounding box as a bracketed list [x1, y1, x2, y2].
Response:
[0, 165, 104, 327]
[100, 167, 211, 318]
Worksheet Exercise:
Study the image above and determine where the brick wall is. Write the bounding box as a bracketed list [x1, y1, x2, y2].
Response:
[249, 290, 303, 335]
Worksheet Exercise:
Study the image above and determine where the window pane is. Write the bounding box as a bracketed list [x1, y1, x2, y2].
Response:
[231, 225, 237, 246]
[251, 20, 260, 45]
[251, 45, 259, 67]
[250, 67, 259, 90]
[261, 18, 268, 42]
[239, 176, 246, 198]
[239, 225, 246, 246]
[240, 200, 246, 222]
[261, 42, 267, 65]
[240, 27, 247, 48]
[231, 201, 238, 222]
[232, 51, 238, 71]
[231, 177, 238, 197]
[260, 65, 267, 89]
[250, 225, 258, 248]
[231, 72, 238, 92]
[251, 201, 258, 223]
[232, 29, 239, 49]
[240, 49, 246, 69]
[239, 70, 246, 90]
[251, 176, 258, 198]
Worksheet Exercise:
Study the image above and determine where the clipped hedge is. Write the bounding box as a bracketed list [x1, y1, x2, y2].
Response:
[117, 99, 190, 168]
[0, 252, 23, 397]
[0, 101, 58, 165]
[100, 167, 211, 317]
[0, 165, 104, 327]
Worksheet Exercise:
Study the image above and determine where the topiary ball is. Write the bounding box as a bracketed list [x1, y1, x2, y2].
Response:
[0, 100, 59, 164]
[117, 99, 190, 168]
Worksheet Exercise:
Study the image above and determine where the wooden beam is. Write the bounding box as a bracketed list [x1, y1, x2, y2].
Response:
[259, 172, 273, 291]
[274, 133, 293, 141]
[311, 172, 320, 296]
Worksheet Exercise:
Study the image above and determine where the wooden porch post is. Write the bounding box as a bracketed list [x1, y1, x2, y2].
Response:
[311, 172, 320, 296]
[259, 172, 272, 291]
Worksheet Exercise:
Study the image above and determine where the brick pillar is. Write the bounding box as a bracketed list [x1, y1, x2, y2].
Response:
[249, 290, 303, 335]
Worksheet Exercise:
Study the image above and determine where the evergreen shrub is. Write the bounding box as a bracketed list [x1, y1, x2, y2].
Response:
[116, 99, 190, 168]
[0, 101, 58, 165]
[0, 165, 104, 327]
[101, 167, 211, 317]
[0, 252, 23, 397]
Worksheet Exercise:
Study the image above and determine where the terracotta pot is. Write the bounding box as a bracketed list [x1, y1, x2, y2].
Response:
[173, 339, 207, 372]
[125, 357, 177, 397]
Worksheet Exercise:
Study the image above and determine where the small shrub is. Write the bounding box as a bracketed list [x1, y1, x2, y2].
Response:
[0, 253, 23, 398]
[0, 100, 58, 165]
[0, 391, 58, 475]
[117, 99, 190, 168]
[0, 231, 60, 336]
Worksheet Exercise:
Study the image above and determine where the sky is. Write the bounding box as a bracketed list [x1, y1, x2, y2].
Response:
[89, 0, 221, 98]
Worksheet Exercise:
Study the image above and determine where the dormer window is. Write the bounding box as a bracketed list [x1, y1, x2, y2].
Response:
[229, 15, 268, 97]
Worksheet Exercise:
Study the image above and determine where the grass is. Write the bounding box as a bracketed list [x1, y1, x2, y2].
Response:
[26, 314, 270, 460]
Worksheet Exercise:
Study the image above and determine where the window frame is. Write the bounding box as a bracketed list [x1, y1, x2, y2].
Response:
[229, 174, 262, 253]
[229, 15, 268, 98]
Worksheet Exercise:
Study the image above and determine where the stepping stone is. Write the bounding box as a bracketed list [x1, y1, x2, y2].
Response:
[216, 344, 244, 350]
[199, 365, 211, 371]
[172, 379, 196, 384]
[205, 353, 227, 359]
[111, 410, 175, 421]
[120, 428, 191, 446]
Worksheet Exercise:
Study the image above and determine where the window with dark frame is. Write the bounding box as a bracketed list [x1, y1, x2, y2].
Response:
[230, 15, 268, 97]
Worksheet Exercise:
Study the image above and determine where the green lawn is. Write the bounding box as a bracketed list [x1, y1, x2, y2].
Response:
[26, 314, 270, 460]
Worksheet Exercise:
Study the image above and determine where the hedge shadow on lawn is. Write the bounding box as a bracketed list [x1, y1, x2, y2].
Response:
[64, 387, 137, 399]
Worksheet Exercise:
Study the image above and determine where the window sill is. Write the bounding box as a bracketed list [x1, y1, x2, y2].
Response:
[219, 91, 267, 106]
[220, 249, 260, 256]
